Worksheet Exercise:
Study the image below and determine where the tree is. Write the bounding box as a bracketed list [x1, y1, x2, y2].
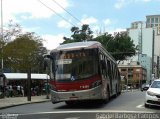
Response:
[94, 32, 136, 61]
[0, 21, 23, 71]
[93, 33, 113, 48]
[3, 20, 22, 42]
[3, 33, 47, 73]
[109, 32, 136, 61]
[62, 24, 93, 44]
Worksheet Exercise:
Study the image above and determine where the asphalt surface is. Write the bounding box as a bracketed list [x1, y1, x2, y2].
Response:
[0, 90, 160, 119]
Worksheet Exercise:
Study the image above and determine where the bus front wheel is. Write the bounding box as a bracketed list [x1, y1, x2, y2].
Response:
[102, 88, 110, 104]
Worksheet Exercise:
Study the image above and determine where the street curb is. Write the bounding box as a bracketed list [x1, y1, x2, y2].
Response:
[0, 100, 50, 109]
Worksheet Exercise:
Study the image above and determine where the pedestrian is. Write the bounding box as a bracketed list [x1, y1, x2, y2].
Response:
[9, 85, 13, 97]
[35, 86, 39, 96]
[21, 86, 24, 97]
[5, 85, 9, 97]
[17, 85, 21, 96]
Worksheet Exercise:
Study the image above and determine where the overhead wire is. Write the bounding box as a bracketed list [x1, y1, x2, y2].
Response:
[37, 0, 76, 27]
[51, 0, 83, 25]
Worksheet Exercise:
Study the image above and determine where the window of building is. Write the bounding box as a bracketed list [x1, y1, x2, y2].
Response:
[128, 68, 133, 73]
[155, 24, 158, 27]
[146, 23, 150, 28]
[136, 69, 140, 72]
[151, 18, 154, 23]
[136, 74, 139, 77]
[151, 24, 154, 27]
[128, 74, 133, 79]
[155, 18, 158, 23]
[146, 18, 150, 23]
[121, 69, 126, 71]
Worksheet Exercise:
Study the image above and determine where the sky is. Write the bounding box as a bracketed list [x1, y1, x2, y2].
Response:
[1, 0, 160, 50]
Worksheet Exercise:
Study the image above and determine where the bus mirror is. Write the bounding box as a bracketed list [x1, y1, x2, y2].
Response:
[43, 57, 50, 71]
[43, 54, 53, 59]
[101, 60, 106, 69]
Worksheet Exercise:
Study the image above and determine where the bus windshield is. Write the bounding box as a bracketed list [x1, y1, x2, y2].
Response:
[54, 49, 98, 82]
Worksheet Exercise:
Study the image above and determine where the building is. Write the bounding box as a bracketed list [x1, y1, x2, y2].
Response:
[128, 21, 153, 57]
[118, 61, 147, 88]
[127, 21, 152, 82]
[139, 54, 152, 83]
[127, 15, 160, 81]
[146, 15, 160, 57]
[146, 15, 160, 29]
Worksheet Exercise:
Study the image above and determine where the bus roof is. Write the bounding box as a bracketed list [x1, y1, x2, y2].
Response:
[50, 41, 116, 63]
[54, 41, 101, 51]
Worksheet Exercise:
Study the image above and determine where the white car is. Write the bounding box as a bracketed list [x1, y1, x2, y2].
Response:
[145, 79, 160, 107]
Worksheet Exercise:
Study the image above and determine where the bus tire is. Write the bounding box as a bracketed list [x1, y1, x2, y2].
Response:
[103, 88, 110, 104]
[65, 101, 73, 105]
[65, 101, 76, 105]
[115, 85, 118, 97]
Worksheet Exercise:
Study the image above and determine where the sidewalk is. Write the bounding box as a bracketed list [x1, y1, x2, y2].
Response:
[0, 95, 50, 109]
[121, 89, 140, 93]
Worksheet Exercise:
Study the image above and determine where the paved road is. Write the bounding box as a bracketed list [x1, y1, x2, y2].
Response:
[0, 91, 160, 119]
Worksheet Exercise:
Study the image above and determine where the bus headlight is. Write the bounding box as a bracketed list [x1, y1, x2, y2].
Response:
[90, 80, 102, 88]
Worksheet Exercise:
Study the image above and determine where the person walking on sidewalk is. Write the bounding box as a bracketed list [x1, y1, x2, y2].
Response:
[21, 86, 24, 97]
[9, 85, 13, 97]
[17, 85, 21, 96]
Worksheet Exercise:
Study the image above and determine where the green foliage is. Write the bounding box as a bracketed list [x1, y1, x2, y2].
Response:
[3, 33, 47, 72]
[0, 21, 47, 73]
[62, 24, 93, 44]
[3, 20, 22, 43]
[107, 33, 136, 61]
[93, 32, 136, 61]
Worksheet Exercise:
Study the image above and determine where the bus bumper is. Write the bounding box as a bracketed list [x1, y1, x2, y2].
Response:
[50, 86, 102, 103]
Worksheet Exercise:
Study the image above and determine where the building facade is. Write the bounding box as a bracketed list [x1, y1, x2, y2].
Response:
[146, 15, 160, 29]
[118, 62, 147, 88]
[139, 54, 152, 83]
[146, 15, 160, 57]
[127, 15, 160, 81]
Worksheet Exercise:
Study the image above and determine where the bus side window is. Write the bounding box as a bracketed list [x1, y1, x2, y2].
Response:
[100, 54, 107, 78]
[107, 60, 112, 80]
[104, 57, 108, 79]
[112, 63, 116, 80]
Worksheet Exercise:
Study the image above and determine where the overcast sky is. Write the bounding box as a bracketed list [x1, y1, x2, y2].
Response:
[1, 0, 160, 50]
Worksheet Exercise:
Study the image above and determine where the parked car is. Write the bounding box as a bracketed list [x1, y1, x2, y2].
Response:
[145, 79, 160, 107]
[141, 84, 150, 91]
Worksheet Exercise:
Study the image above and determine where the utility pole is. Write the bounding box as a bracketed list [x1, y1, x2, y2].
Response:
[157, 56, 159, 78]
[0, 0, 3, 70]
[0, 0, 5, 98]
[152, 29, 155, 75]
[27, 69, 31, 101]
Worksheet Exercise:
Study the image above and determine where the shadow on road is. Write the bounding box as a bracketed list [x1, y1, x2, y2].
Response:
[145, 105, 160, 110]
[54, 96, 118, 110]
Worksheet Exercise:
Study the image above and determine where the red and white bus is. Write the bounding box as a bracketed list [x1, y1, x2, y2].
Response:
[44, 41, 121, 105]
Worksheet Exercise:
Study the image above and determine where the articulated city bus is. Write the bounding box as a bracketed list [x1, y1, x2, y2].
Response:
[44, 41, 121, 105]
